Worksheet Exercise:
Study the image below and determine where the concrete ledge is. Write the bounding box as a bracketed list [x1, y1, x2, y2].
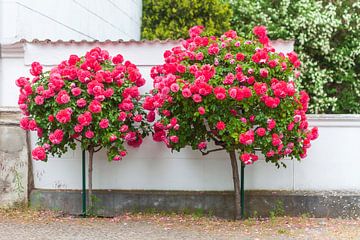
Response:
[0, 107, 21, 125]
[30, 189, 360, 218]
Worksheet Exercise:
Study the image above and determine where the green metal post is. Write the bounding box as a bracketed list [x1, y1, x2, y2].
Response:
[82, 150, 86, 216]
[240, 163, 245, 219]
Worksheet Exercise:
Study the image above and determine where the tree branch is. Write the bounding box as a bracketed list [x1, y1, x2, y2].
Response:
[94, 146, 103, 152]
[207, 131, 226, 146]
[200, 147, 226, 155]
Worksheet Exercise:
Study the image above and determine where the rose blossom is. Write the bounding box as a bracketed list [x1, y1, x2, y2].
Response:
[85, 130, 94, 139]
[76, 98, 87, 108]
[34, 96, 44, 105]
[256, 128, 266, 137]
[77, 111, 92, 126]
[99, 118, 109, 129]
[71, 87, 82, 96]
[74, 124, 83, 133]
[56, 108, 72, 124]
[89, 100, 102, 113]
[109, 134, 117, 142]
[32, 146, 46, 160]
[216, 121, 226, 131]
[49, 129, 64, 144]
[198, 107, 205, 115]
[239, 130, 254, 145]
[197, 141, 207, 150]
[169, 136, 179, 143]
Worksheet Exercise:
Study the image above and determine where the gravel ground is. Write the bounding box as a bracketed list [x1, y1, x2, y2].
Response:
[0, 209, 360, 240]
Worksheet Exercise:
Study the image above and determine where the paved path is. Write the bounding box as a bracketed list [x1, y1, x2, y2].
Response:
[0, 211, 359, 239]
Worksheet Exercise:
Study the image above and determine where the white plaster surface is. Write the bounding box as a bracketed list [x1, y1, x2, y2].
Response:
[0, 0, 142, 43]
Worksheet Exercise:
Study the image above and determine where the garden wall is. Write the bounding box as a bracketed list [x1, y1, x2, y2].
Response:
[1, 40, 360, 217]
[0, 107, 29, 207]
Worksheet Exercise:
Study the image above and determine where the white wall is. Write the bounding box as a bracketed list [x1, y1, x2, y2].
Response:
[2, 41, 359, 191]
[29, 116, 360, 191]
[0, 0, 142, 43]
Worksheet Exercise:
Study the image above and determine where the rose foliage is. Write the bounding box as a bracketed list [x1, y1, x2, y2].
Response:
[144, 26, 318, 167]
[16, 47, 151, 162]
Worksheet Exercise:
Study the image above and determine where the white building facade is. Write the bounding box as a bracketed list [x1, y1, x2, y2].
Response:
[0, 0, 142, 43]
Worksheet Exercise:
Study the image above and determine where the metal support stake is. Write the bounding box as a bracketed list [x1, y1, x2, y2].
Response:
[240, 163, 245, 219]
[82, 150, 86, 216]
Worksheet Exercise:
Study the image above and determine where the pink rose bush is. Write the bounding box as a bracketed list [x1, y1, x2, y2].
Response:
[144, 25, 318, 167]
[16, 47, 150, 162]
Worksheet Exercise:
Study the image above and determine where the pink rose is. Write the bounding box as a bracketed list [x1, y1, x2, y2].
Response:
[214, 86, 226, 100]
[71, 87, 82, 96]
[216, 121, 226, 131]
[169, 136, 179, 143]
[55, 90, 70, 104]
[74, 124, 83, 133]
[192, 94, 202, 103]
[182, 88, 192, 98]
[256, 128, 266, 137]
[56, 108, 72, 124]
[89, 100, 102, 113]
[267, 119, 276, 130]
[133, 115, 143, 122]
[34, 96, 44, 105]
[198, 141, 207, 150]
[49, 129, 64, 144]
[198, 107, 205, 115]
[99, 118, 109, 129]
[30, 62, 43, 76]
[85, 130, 94, 139]
[259, 68, 269, 78]
[170, 83, 180, 93]
[109, 134, 117, 142]
[146, 111, 155, 122]
[76, 98, 87, 108]
[119, 124, 129, 132]
[239, 130, 254, 145]
[77, 111, 92, 126]
[32, 146, 46, 160]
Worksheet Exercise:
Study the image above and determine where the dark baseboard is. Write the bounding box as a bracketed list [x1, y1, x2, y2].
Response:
[30, 189, 360, 218]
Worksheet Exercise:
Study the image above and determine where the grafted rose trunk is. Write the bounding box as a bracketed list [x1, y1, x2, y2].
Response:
[88, 146, 94, 209]
[229, 150, 241, 220]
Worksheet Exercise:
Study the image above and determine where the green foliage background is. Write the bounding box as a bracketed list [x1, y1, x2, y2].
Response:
[141, 0, 360, 114]
[141, 0, 232, 40]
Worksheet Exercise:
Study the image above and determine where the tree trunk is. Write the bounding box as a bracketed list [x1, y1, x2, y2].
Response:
[88, 146, 94, 209]
[229, 150, 241, 220]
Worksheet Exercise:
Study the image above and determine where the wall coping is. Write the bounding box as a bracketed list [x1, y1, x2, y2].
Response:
[0, 107, 21, 125]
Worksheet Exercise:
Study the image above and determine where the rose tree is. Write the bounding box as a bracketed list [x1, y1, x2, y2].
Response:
[144, 26, 319, 219]
[16, 47, 151, 207]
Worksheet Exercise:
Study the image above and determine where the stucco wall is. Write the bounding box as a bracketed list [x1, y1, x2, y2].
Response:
[0, 0, 142, 43]
[0, 108, 29, 206]
[29, 115, 360, 191]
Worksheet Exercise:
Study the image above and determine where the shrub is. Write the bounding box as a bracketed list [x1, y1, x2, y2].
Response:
[16, 47, 151, 206]
[230, 0, 360, 113]
[141, 0, 233, 40]
[144, 25, 318, 218]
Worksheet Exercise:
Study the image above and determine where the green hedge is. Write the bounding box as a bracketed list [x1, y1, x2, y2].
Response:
[230, 0, 360, 114]
[141, 0, 233, 40]
[141, 0, 360, 114]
